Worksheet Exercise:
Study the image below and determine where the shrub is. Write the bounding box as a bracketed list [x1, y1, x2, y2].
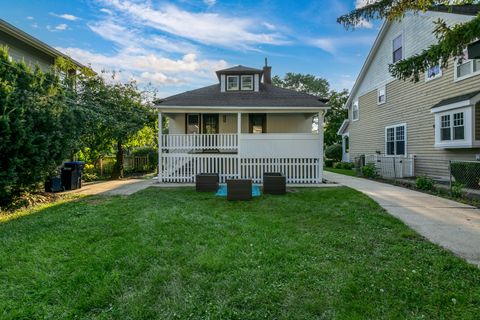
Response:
[325, 144, 342, 162]
[361, 163, 377, 178]
[416, 175, 435, 191]
[324, 159, 334, 168]
[450, 162, 480, 189]
[334, 162, 353, 170]
[451, 182, 464, 198]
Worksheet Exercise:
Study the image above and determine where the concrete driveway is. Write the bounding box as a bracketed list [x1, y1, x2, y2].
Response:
[324, 171, 480, 266]
[66, 179, 155, 196]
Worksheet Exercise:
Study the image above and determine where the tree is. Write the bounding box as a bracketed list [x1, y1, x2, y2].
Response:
[324, 90, 349, 146]
[272, 73, 330, 97]
[273, 73, 348, 146]
[337, 1, 480, 81]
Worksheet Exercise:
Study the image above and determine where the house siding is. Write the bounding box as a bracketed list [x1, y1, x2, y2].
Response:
[349, 60, 480, 178]
[167, 113, 314, 134]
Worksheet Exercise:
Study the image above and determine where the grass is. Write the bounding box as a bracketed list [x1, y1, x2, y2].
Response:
[325, 167, 358, 176]
[1, 187, 479, 319]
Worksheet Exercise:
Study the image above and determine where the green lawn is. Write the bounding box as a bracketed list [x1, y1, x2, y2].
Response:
[325, 167, 357, 176]
[1, 188, 479, 319]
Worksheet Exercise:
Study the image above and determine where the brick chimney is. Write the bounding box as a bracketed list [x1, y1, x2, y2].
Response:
[263, 57, 271, 84]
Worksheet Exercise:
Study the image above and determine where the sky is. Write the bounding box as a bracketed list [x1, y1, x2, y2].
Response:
[1, 0, 381, 97]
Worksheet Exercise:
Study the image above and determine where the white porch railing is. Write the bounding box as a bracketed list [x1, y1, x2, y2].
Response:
[161, 154, 321, 184]
[365, 154, 415, 178]
[162, 134, 238, 151]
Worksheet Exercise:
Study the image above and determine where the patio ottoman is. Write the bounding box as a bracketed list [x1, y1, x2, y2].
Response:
[227, 179, 252, 201]
[196, 173, 219, 192]
[263, 172, 286, 195]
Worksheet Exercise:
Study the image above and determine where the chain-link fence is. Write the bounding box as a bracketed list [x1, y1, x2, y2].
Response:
[353, 154, 480, 199]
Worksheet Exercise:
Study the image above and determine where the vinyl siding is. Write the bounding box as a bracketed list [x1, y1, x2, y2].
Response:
[349, 60, 480, 178]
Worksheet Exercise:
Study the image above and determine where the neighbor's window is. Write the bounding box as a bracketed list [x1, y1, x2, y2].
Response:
[227, 75, 239, 91]
[352, 101, 359, 121]
[440, 112, 465, 141]
[456, 51, 480, 80]
[386, 124, 406, 156]
[426, 63, 442, 81]
[392, 34, 403, 63]
[241, 75, 253, 90]
[378, 87, 386, 104]
[440, 114, 451, 141]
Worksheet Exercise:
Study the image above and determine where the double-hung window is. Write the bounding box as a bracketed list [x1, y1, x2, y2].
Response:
[378, 86, 386, 104]
[226, 75, 239, 91]
[352, 100, 359, 121]
[386, 124, 406, 156]
[440, 111, 465, 142]
[241, 75, 253, 90]
[392, 34, 403, 63]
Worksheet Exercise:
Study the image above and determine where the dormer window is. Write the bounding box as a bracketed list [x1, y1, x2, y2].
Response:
[227, 75, 239, 91]
[241, 75, 253, 90]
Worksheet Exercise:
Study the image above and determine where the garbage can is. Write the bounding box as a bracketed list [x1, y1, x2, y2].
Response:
[61, 161, 85, 190]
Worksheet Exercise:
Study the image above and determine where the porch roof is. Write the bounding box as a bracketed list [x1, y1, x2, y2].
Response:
[154, 83, 328, 111]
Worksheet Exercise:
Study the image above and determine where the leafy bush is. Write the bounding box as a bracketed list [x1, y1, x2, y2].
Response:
[416, 175, 434, 191]
[324, 159, 334, 168]
[0, 47, 78, 207]
[450, 162, 480, 189]
[361, 163, 377, 178]
[334, 162, 353, 170]
[451, 182, 464, 198]
[325, 144, 342, 162]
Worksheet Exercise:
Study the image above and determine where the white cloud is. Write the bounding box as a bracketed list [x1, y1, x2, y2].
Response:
[262, 22, 276, 31]
[26, 16, 34, 20]
[99, 8, 113, 15]
[55, 23, 68, 31]
[203, 0, 216, 6]
[100, 0, 289, 49]
[50, 12, 80, 21]
[309, 36, 375, 55]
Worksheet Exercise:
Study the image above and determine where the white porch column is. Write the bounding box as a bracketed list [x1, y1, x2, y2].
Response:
[318, 111, 324, 184]
[158, 111, 163, 183]
[237, 112, 241, 178]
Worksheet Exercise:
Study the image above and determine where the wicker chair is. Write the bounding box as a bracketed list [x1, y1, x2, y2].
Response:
[227, 179, 252, 201]
[196, 173, 219, 192]
[263, 172, 286, 195]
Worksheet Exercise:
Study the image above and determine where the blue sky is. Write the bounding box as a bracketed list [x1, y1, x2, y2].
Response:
[2, 0, 380, 97]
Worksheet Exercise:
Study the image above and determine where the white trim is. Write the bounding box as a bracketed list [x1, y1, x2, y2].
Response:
[431, 93, 480, 113]
[156, 106, 329, 113]
[337, 119, 349, 135]
[384, 123, 407, 156]
[433, 107, 473, 149]
[377, 86, 386, 105]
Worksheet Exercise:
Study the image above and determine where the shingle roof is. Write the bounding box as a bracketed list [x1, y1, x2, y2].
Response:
[156, 83, 328, 108]
[431, 90, 480, 109]
[216, 65, 263, 73]
[431, 5, 480, 16]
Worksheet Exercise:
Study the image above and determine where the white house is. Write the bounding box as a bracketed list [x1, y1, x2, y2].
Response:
[154, 62, 329, 184]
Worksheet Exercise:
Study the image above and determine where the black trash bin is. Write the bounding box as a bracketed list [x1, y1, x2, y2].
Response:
[61, 161, 85, 190]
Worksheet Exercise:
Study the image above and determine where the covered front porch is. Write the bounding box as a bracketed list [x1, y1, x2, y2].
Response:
[157, 109, 326, 184]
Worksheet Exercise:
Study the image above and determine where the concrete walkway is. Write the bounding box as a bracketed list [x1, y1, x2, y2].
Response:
[324, 172, 480, 266]
[66, 179, 155, 196]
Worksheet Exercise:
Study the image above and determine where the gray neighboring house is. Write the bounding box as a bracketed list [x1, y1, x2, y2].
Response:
[339, 5, 480, 179]
[0, 18, 83, 70]
[154, 62, 329, 184]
